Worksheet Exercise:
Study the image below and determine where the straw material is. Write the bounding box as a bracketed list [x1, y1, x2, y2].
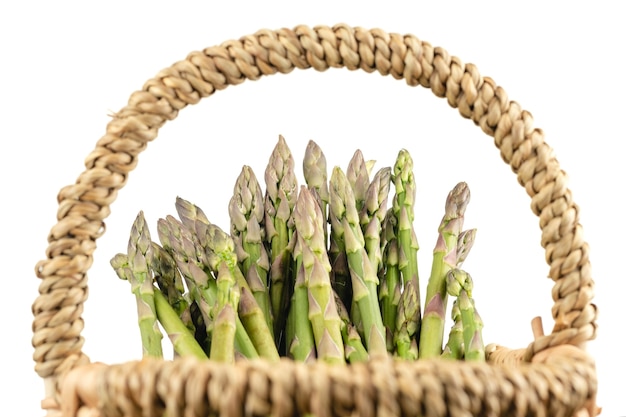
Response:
[33, 24, 598, 417]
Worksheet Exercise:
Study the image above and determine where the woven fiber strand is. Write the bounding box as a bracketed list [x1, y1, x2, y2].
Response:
[32, 23, 598, 416]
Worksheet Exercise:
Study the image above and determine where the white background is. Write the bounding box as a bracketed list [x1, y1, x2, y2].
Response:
[2, 1, 623, 415]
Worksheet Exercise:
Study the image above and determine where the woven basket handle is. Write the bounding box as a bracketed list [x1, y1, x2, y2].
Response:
[32, 24, 597, 382]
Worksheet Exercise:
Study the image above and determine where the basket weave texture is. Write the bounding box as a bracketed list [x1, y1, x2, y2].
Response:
[33, 24, 598, 417]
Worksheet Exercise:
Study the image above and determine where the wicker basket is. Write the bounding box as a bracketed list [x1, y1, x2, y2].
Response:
[33, 24, 599, 417]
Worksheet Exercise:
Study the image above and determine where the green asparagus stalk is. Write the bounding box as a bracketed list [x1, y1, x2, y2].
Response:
[303, 140, 330, 242]
[419, 182, 470, 359]
[175, 195, 210, 233]
[153, 286, 208, 360]
[459, 290, 485, 362]
[328, 224, 352, 318]
[358, 167, 392, 346]
[456, 228, 477, 267]
[393, 278, 420, 360]
[323, 155, 361, 317]
[441, 299, 464, 360]
[441, 269, 470, 361]
[150, 242, 191, 328]
[294, 186, 345, 365]
[360, 167, 392, 283]
[445, 269, 484, 361]
[346, 149, 370, 212]
[150, 241, 202, 355]
[345, 326, 369, 363]
[110, 252, 159, 358]
[286, 231, 317, 362]
[209, 261, 240, 363]
[379, 213, 401, 348]
[197, 221, 280, 362]
[333, 291, 368, 363]
[229, 165, 273, 334]
[210, 303, 237, 363]
[329, 166, 386, 356]
[264, 135, 298, 345]
[354, 166, 390, 351]
[391, 150, 421, 348]
[114, 211, 163, 358]
[446, 268, 473, 298]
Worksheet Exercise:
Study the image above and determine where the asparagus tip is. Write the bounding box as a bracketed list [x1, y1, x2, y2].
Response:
[445, 182, 471, 219]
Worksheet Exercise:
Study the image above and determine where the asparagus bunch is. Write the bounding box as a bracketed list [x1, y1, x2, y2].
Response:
[111, 136, 488, 365]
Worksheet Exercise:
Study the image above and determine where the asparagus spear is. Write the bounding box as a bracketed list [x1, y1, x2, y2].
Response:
[346, 164, 390, 341]
[329, 166, 386, 356]
[112, 211, 163, 358]
[150, 242, 192, 329]
[153, 286, 208, 360]
[294, 186, 345, 365]
[356, 167, 392, 345]
[456, 228, 477, 267]
[391, 150, 421, 347]
[345, 325, 369, 363]
[445, 268, 484, 361]
[286, 230, 317, 362]
[264, 135, 298, 346]
[303, 140, 330, 242]
[175, 195, 210, 232]
[229, 165, 273, 334]
[393, 278, 420, 360]
[419, 182, 470, 359]
[446, 268, 473, 298]
[334, 291, 368, 363]
[379, 212, 401, 348]
[459, 290, 485, 362]
[360, 167, 392, 284]
[149, 241, 204, 354]
[209, 260, 239, 363]
[346, 149, 370, 212]
[328, 216, 352, 318]
[328, 160, 357, 324]
[441, 299, 464, 360]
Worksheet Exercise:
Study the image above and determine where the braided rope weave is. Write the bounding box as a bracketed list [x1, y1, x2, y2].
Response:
[33, 24, 597, 416]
